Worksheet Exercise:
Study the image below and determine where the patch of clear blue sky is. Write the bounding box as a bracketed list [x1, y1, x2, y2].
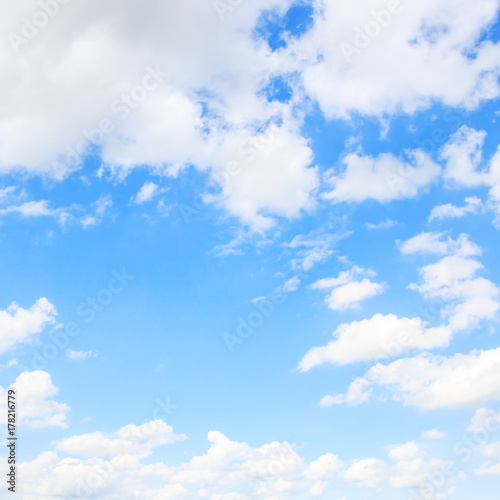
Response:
[1, 3, 500, 472]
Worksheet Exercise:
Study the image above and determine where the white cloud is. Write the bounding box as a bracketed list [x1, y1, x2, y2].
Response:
[323, 150, 440, 203]
[298, 314, 452, 371]
[398, 232, 481, 256]
[421, 429, 447, 440]
[304, 453, 342, 481]
[0, 0, 293, 176]
[289, 0, 500, 118]
[0, 186, 17, 202]
[439, 126, 500, 226]
[405, 235, 500, 332]
[205, 125, 319, 232]
[365, 218, 397, 230]
[79, 194, 113, 229]
[325, 348, 500, 410]
[66, 349, 97, 360]
[441, 126, 490, 188]
[311, 266, 384, 311]
[16, 420, 467, 499]
[429, 196, 484, 222]
[468, 408, 500, 433]
[282, 275, 301, 293]
[325, 279, 383, 310]
[0, 0, 499, 235]
[0, 194, 113, 229]
[132, 182, 163, 205]
[57, 420, 186, 458]
[0, 200, 74, 225]
[2, 0, 499, 184]
[286, 229, 350, 272]
[0, 1, 325, 232]
[0, 298, 57, 354]
[0, 370, 69, 428]
[388, 442, 424, 461]
[341, 458, 389, 489]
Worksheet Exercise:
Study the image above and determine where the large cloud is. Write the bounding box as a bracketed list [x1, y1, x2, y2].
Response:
[288, 0, 500, 117]
[17, 422, 462, 499]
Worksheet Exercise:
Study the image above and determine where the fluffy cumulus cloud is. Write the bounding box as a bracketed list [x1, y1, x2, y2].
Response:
[16, 421, 463, 499]
[2, 0, 499, 231]
[323, 150, 440, 203]
[0, 370, 69, 428]
[298, 314, 452, 371]
[398, 232, 481, 256]
[324, 347, 500, 409]
[0, 298, 57, 354]
[402, 233, 500, 331]
[132, 182, 163, 205]
[57, 420, 186, 459]
[204, 125, 319, 231]
[0, 0, 289, 175]
[429, 196, 484, 222]
[440, 125, 500, 225]
[311, 265, 384, 310]
[0, 0, 326, 231]
[288, 0, 500, 117]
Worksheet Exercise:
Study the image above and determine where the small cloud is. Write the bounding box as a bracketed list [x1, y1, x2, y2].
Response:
[251, 296, 266, 303]
[66, 349, 98, 360]
[80, 194, 113, 229]
[421, 429, 447, 440]
[365, 219, 397, 230]
[0, 359, 17, 370]
[155, 363, 166, 373]
[157, 198, 174, 216]
[132, 182, 167, 205]
[282, 275, 301, 293]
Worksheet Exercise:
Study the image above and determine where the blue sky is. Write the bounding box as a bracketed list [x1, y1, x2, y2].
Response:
[2, 0, 500, 499]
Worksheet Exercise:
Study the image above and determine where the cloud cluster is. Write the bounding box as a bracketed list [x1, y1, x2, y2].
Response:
[302, 232, 500, 410]
[2, 0, 500, 231]
[18, 419, 461, 499]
